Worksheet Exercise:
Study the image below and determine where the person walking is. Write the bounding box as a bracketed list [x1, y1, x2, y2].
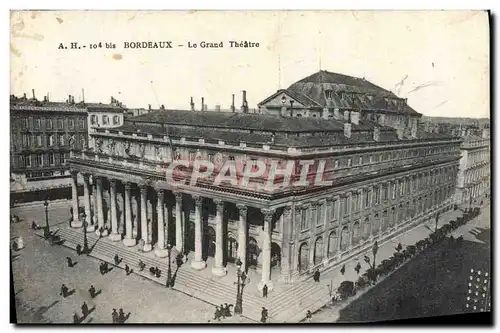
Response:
[76, 244, 82, 256]
[73, 312, 80, 324]
[306, 310, 312, 322]
[112, 309, 118, 324]
[66, 257, 73, 267]
[262, 284, 268, 298]
[125, 264, 130, 275]
[138, 260, 145, 271]
[81, 302, 89, 318]
[60, 284, 69, 298]
[89, 285, 96, 299]
[313, 269, 320, 282]
[261, 307, 269, 323]
[114, 254, 120, 266]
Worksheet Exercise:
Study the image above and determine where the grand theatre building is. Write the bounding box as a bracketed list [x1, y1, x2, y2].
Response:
[67, 70, 462, 290]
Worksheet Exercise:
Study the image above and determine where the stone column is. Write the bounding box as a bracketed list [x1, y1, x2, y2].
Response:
[212, 199, 227, 276]
[123, 183, 136, 246]
[140, 185, 152, 252]
[258, 208, 275, 291]
[95, 177, 107, 236]
[323, 199, 332, 264]
[280, 206, 293, 283]
[174, 192, 184, 252]
[191, 196, 206, 269]
[108, 180, 121, 241]
[83, 174, 95, 232]
[70, 171, 82, 227]
[154, 189, 168, 257]
[236, 204, 248, 271]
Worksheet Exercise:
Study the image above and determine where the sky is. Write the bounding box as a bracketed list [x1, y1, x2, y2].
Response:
[10, 10, 489, 118]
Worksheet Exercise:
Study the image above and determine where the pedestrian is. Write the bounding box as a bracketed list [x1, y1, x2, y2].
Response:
[66, 257, 74, 267]
[112, 309, 118, 324]
[118, 308, 126, 323]
[103, 262, 109, 273]
[214, 306, 221, 321]
[261, 307, 268, 323]
[99, 263, 104, 275]
[81, 302, 89, 317]
[114, 254, 120, 266]
[138, 260, 145, 271]
[73, 312, 79, 324]
[306, 310, 312, 322]
[340, 264, 346, 275]
[219, 304, 226, 319]
[31, 221, 38, 230]
[76, 244, 82, 256]
[262, 284, 268, 298]
[313, 269, 320, 282]
[60, 284, 68, 298]
[125, 264, 130, 275]
[89, 285, 96, 299]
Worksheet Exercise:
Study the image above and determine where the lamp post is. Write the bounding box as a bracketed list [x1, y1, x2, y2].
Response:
[234, 258, 247, 315]
[166, 243, 173, 288]
[44, 200, 50, 237]
[82, 213, 89, 254]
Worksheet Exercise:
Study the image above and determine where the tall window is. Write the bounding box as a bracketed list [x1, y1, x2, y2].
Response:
[80, 135, 86, 148]
[57, 119, 63, 129]
[46, 118, 53, 129]
[60, 153, 66, 164]
[358, 156, 363, 165]
[103, 115, 109, 125]
[34, 118, 41, 130]
[23, 118, 29, 129]
[352, 192, 359, 212]
[22, 134, 30, 148]
[36, 153, 43, 167]
[334, 160, 339, 169]
[113, 115, 120, 125]
[48, 134, 54, 146]
[382, 184, 388, 201]
[68, 119, 75, 129]
[22, 155, 31, 167]
[59, 134, 65, 146]
[392, 182, 396, 199]
[317, 203, 324, 225]
[91, 115, 98, 125]
[347, 158, 352, 167]
[300, 208, 309, 230]
[48, 152, 54, 165]
[365, 188, 371, 208]
[78, 119, 85, 129]
[36, 134, 42, 147]
[374, 186, 380, 205]
[399, 180, 404, 196]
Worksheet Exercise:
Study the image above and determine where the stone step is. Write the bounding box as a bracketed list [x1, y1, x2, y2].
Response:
[270, 282, 325, 318]
[55, 228, 263, 321]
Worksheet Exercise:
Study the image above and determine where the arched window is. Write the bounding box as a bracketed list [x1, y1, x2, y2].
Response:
[328, 231, 338, 256]
[103, 115, 109, 125]
[314, 237, 323, 265]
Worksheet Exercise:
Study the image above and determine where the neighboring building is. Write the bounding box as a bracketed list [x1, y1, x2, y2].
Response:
[87, 97, 126, 149]
[10, 92, 88, 202]
[455, 129, 490, 206]
[66, 70, 462, 291]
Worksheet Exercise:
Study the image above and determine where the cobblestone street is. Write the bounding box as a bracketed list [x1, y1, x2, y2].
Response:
[11, 200, 254, 324]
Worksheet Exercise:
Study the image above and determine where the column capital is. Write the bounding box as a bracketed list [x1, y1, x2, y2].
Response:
[294, 205, 302, 214]
[94, 175, 102, 184]
[82, 173, 91, 181]
[124, 182, 132, 191]
[262, 208, 275, 222]
[236, 204, 248, 215]
[157, 189, 165, 199]
[174, 192, 182, 202]
[110, 179, 117, 188]
[140, 185, 148, 195]
[193, 195, 203, 207]
[326, 197, 334, 203]
[213, 199, 224, 210]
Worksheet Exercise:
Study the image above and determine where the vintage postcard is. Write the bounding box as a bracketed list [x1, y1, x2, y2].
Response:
[10, 10, 491, 324]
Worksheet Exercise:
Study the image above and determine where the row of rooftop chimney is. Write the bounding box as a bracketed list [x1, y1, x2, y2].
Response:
[183, 90, 249, 113]
[11, 90, 127, 108]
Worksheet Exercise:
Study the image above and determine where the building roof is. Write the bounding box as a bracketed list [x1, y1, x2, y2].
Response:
[260, 70, 420, 115]
[85, 102, 126, 112]
[10, 102, 87, 113]
[129, 109, 379, 133]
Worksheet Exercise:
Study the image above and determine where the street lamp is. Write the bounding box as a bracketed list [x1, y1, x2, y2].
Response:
[82, 213, 89, 254]
[43, 200, 50, 238]
[234, 258, 247, 315]
[166, 243, 173, 288]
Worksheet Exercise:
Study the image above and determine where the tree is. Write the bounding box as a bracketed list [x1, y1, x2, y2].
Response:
[372, 241, 379, 269]
[337, 281, 355, 300]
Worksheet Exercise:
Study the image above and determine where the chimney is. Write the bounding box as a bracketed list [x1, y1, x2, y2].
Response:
[43, 96, 48, 102]
[351, 111, 360, 125]
[190, 97, 194, 111]
[373, 125, 380, 141]
[23, 93, 27, 100]
[201, 97, 204, 112]
[241, 90, 248, 113]
[322, 107, 329, 120]
[32, 89, 36, 100]
[231, 94, 235, 112]
[215, 105, 221, 112]
[333, 108, 341, 120]
[160, 104, 165, 110]
[343, 110, 350, 122]
[148, 104, 152, 111]
[344, 123, 352, 138]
